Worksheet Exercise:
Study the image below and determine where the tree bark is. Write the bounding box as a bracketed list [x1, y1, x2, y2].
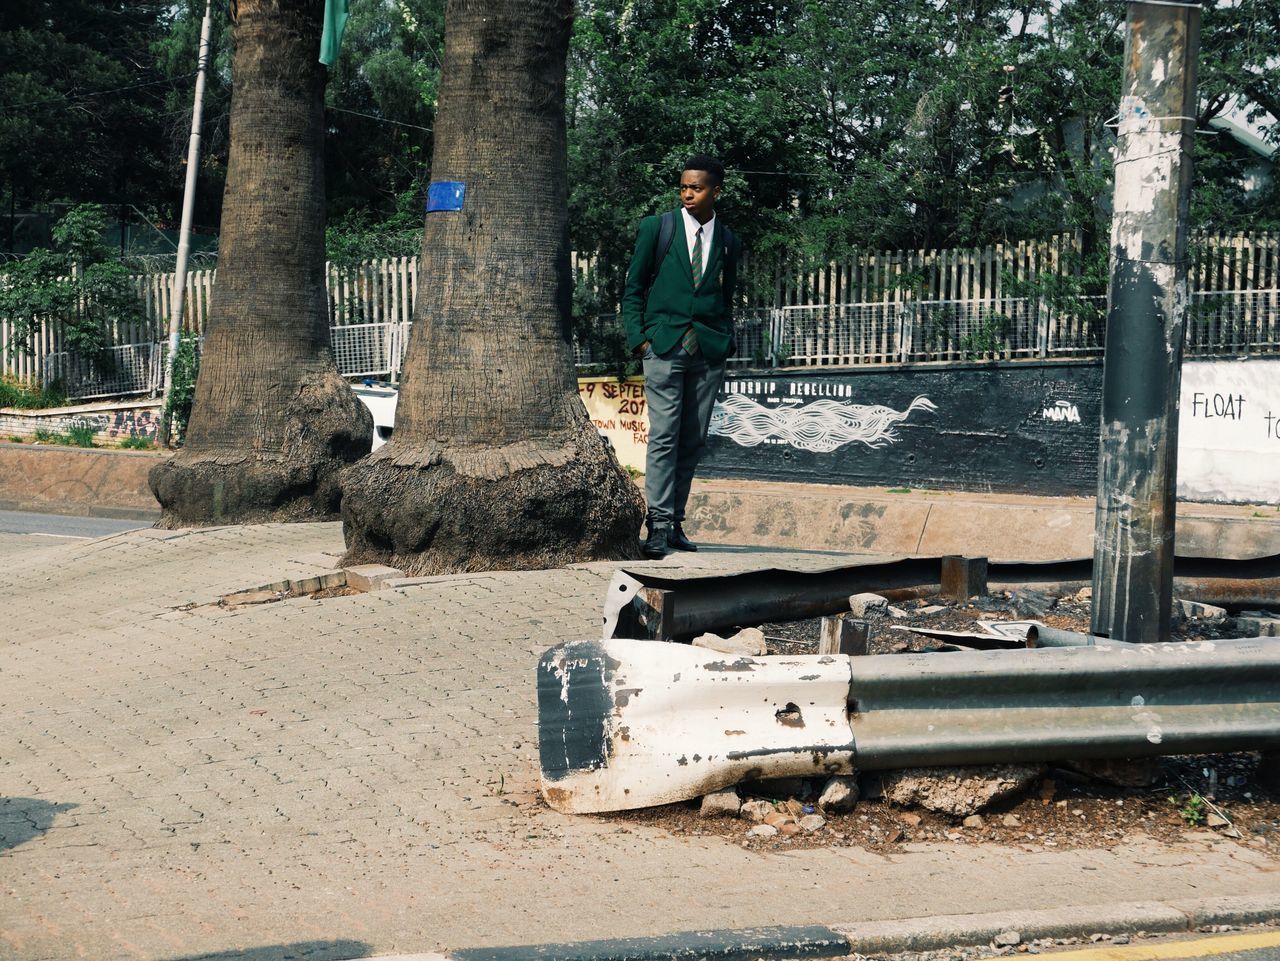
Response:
[340, 0, 642, 574]
[150, 0, 371, 527]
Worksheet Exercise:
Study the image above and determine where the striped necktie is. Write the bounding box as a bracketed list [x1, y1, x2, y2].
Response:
[683, 226, 703, 354]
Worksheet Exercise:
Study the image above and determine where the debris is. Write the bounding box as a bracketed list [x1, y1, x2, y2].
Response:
[764, 811, 793, 828]
[1113, 936, 1130, 945]
[1075, 586, 1093, 601]
[739, 799, 772, 823]
[919, 605, 948, 616]
[699, 788, 742, 818]
[818, 775, 859, 814]
[1009, 588, 1056, 618]
[1206, 812, 1230, 828]
[779, 821, 802, 836]
[898, 812, 923, 828]
[1063, 757, 1161, 788]
[962, 814, 985, 828]
[887, 606, 911, 618]
[848, 592, 889, 618]
[799, 814, 826, 833]
[692, 627, 768, 656]
[889, 625, 1024, 651]
[747, 824, 778, 838]
[994, 931, 1021, 947]
[1001, 813, 1022, 827]
[882, 764, 1046, 816]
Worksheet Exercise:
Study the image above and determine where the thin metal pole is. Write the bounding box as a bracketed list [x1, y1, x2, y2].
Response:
[160, 0, 214, 446]
[1091, 1, 1201, 643]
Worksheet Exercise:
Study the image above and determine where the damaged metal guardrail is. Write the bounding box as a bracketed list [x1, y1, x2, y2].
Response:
[538, 637, 1280, 814]
[601, 553, 1280, 642]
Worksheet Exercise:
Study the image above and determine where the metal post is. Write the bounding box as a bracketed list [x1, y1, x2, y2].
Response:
[1090, 1, 1200, 643]
[160, 0, 214, 446]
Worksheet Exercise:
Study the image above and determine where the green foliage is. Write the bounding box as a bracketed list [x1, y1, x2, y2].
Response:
[31, 420, 95, 447]
[162, 333, 201, 445]
[65, 421, 96, 448]
[1170, 793, 1207, 826]
[0, 376, 67, 410]
[0, 204, 146, 366]
[119, 435, 155, 450]
[0, 1, 176, 231]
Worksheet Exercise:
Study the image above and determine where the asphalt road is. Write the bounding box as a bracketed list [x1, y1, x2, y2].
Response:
[0, 509, 150, 540]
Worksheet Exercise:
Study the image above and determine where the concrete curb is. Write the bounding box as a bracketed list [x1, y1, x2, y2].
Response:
[359, 896, 1280, 961]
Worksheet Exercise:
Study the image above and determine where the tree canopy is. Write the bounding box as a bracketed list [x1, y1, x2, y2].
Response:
[2, 0, 1276, 273]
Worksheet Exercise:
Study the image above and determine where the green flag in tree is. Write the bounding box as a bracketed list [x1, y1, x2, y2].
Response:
[319, 0, 349, 66]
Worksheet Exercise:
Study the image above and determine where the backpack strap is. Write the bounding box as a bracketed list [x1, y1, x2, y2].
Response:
[720, 223, 736, 263]
[646, 210, 679, 295]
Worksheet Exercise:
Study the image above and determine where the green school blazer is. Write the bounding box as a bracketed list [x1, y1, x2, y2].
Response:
[621, 210, 740, 365]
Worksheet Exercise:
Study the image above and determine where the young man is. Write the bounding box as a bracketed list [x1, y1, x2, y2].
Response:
[621, 155, 739, 559]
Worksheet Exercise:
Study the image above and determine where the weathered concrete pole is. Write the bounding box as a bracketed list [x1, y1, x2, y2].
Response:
[1091, 1, 1201, 643]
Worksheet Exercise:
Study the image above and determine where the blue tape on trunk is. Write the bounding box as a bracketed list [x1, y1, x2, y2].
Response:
[426, 181, 465, 212]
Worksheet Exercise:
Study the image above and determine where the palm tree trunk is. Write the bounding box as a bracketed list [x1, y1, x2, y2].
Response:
[150, 0, 371, 526]
[340, 0, 642, 574]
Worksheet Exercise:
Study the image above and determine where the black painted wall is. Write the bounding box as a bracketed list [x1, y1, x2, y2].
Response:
[702, 360, 1102, 495]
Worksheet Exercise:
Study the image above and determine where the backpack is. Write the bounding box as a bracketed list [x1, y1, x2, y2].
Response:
[646, 210, 736, 296]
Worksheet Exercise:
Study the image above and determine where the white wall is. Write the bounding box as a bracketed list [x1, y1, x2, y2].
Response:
[1179, 358, 1280, 504]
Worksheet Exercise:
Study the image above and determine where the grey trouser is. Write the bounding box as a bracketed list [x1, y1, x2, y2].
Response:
[642, 343, 726, 525]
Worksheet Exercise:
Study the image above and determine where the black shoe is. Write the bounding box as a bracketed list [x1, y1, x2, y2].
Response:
[642, 522, 671, 559]
[667, 523, 699, 552]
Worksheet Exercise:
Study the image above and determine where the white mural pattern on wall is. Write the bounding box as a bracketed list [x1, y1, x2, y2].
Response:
[708, 394, 937, 453]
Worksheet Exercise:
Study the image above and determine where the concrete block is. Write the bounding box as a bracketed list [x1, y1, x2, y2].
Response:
[1236, 614, 1280, 636]
[1176, 598, 1227, 623]
[344, 564, 405, 592]
[848, 592, 888, 617]
[941, 555, 988, 600]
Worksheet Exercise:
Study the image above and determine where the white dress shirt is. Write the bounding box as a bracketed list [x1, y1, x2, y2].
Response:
[680, 207, 715, 281]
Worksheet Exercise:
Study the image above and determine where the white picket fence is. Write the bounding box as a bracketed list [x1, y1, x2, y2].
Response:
[7, 231, 1280, 400]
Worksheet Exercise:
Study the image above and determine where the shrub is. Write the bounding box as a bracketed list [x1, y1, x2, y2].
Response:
[119, 435, 155, 450]
[162, 334, 201, 445]
[66, 421, 96, 448]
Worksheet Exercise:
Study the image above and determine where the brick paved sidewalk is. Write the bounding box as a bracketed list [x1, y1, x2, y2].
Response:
[2, 524, 1278, 961]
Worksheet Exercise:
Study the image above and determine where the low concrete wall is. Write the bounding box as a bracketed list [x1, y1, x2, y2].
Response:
[0, 398, 162, 446]
[0, 443, 166, 519]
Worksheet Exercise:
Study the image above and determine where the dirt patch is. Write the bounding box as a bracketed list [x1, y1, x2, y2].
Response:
[599, 590, 1280, 858]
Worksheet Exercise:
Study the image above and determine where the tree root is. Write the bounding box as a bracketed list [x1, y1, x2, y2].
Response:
[340, 419, 644, 574]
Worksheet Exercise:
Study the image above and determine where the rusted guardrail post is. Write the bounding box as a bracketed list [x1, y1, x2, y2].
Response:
[1092, 1, 1201, 643]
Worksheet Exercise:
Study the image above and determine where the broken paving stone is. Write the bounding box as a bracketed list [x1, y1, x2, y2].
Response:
[799, 814, 826, 833]
[221, 589, 281, 608]
[1206, 812, 1230, 828]
[1001, 813, 1022, 827]
[882, 763, 1046, 817]
[699, 788, 741, 818]
[747, 824, 778, 838]
[739, 799, 772, 823]
[994, 931, 1021, 947]
[818, 775, 859, 814]
[962, 814, 985, 828]
[1177, 598, 1227, 624]
[692, 627, 767, 657]
[343, 564, 405, 592]
[887, 606, 910, 618]
[848, 592, 889, 617]
[919, 604, 948, 616]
